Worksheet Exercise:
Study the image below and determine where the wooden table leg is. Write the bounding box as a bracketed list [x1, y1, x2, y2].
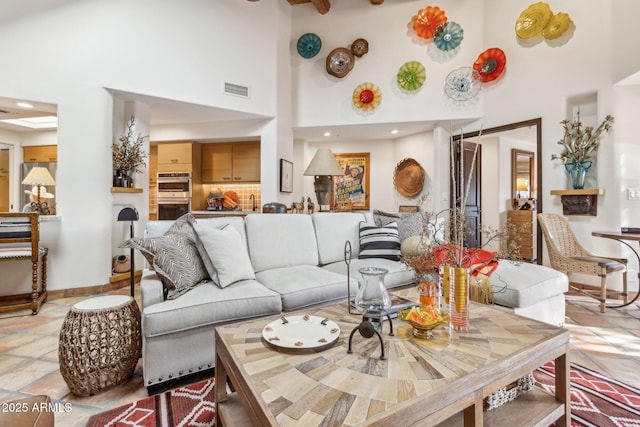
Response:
[215, 349, 229, 426]
[555, 353, 571, 427]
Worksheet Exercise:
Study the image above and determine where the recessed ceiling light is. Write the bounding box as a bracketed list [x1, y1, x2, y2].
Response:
[323, 132, 331, 137]
[390, 129, 399, 134]
[16, 102, 34, 109]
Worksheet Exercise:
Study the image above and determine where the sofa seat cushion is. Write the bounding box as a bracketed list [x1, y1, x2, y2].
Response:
[255, 265, 349, 311]
[143, 280, 282, 338]
[322, 258, 415, 291]
[489, 261, 568, 309]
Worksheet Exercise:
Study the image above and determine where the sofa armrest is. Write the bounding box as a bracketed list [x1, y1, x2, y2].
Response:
[141, 269, 164, 308]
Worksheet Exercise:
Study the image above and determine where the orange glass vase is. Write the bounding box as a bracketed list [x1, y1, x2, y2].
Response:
[449, 266, 470, 331]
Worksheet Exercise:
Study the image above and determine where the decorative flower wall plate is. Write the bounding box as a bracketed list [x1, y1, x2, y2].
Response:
[296, 33, 322, 58]
[262, 315, 340, 350]
[433, 21, 464, 51]
[542, 12, 572, 40]
[353, 82, 382, 111]
[326, 47, 354, 78]
[397, 61, 426, 92]
[515, 2, 552, 39]
[444, 67, 482, 101]
[473, 48, 506, 82]
[351, 38, 369, 57]
[412, 6, 447, 40]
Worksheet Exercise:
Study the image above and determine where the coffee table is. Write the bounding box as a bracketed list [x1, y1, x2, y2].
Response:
[215, 289, 570, 426]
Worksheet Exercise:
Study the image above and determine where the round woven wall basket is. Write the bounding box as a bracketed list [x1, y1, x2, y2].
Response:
[394, 158, 425, 197]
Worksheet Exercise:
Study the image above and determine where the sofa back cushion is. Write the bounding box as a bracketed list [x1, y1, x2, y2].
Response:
[312, 212, 367, 265]
[245, 214, 319, 272]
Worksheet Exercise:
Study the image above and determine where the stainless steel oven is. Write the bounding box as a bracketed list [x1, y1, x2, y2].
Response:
[157, 172, 192, 220]
[157, 172, 192, 198]
[158, 198, 191, 220]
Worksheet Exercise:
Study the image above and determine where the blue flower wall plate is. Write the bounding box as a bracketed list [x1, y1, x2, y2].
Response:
[297, 33, 322, 58]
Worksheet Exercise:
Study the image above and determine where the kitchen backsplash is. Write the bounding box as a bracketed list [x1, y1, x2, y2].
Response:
[202, 183, 261, 212]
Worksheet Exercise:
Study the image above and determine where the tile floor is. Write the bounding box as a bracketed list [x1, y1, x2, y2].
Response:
[0, 287, 638, 427]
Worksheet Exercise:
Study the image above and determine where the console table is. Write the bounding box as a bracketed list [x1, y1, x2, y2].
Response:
[592, 230, 640, 308]
[215, 291, 570, 426]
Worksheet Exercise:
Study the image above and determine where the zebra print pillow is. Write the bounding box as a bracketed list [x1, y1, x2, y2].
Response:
[120, 217, 208, 299]
[358, 222, 401, 261]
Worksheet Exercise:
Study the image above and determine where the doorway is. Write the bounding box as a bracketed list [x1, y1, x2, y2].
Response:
[452, 118, 542, 264]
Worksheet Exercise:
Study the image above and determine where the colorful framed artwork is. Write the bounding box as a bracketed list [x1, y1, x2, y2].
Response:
[332, 152, 370, 210]
[280, 159, 293, 193]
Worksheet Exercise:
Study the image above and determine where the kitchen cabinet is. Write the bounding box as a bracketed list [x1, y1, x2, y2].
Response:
[157, 141, 201, 173]
[23, 145, 58, 163]
[507, 209, 535, 261]
[202, 143, 232, 182]
[201, 141, 260, 183]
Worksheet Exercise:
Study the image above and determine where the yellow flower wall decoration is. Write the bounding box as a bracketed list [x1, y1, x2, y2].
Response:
[353, 82, 381, 111]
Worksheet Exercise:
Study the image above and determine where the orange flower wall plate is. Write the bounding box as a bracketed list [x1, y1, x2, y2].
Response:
[473, 48, 506, 83]
[353, 82, 382, 111]
[412, 6, 447, 40]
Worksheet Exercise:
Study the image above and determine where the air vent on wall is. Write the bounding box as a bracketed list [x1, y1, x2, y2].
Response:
[224, 82, 250, 98]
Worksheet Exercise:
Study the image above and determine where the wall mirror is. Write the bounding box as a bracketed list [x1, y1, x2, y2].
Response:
[512, 149, 534, 201]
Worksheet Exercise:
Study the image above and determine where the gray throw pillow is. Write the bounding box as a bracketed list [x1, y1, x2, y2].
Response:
[373, 209, 424, 242]
[190, 222, 255, 288]
[120, 233, 208, 299]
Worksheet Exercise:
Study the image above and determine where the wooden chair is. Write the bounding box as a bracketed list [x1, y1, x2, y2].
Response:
[538, 213, 627, 313]
[0, 212, 48, 314]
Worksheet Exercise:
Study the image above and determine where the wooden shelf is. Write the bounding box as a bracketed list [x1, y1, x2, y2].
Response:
[551, 188, 603, 216]
[550, 188, 603, 196]
[111, 187, 143, 193]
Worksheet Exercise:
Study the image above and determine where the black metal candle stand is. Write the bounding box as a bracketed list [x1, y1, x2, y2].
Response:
[347, 310, 394, 360]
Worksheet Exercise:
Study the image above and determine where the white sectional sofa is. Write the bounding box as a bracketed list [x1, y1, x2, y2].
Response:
[132, 211, 568, 391]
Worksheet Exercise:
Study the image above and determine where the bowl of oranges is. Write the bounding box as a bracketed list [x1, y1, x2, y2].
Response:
[397, 305, 449, 339]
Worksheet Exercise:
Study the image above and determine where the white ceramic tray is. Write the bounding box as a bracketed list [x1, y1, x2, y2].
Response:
[262, 314, 340, 350]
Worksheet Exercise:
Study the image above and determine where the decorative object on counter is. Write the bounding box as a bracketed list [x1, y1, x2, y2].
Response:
[551, 110, 614, 189]
[117, 206, 139, 297]
[291, 197, 304, 214]
[347, 267, 394, 360]
[262, 202, 288, 213]
[280, 158, 293, 193]
[352, 82, 381, 112]
[542, 12, 572, 40]
[112, 116, 148, 188]
[433, 21, 464, 52]
[473, 48, 507, 83]
[393, 158, 425, 197]
[396, 60, 426, 92]
[223, 191, 239, 209]
[296, 33, 322, 58]
[306, 197, 315, 214]
[22, 167, 56, 215]
[303, 148, 344, 212]
[444, 67, 482, 101]
[206, 191, 224, 210]
[411, 5, 447, 40]
[326, 47, 354, 78]
[350, 38, 369, 57]
[515, 2, 552, 39]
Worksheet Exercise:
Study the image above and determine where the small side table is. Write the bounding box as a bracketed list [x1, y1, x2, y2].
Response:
[59, 295, 141, 396]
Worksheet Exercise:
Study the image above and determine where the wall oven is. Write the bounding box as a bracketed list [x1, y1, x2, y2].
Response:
[157, 172, 192, 220]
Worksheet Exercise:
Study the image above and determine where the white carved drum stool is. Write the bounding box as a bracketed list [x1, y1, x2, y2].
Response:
[59, 295, 141, 396]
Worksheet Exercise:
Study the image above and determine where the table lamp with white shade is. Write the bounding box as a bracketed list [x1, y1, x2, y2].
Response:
[22, 167, 56, 214]
[303, 148, 344, 212]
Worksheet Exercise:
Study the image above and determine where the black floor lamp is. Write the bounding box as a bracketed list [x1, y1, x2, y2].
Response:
[117, 207, 139, 297]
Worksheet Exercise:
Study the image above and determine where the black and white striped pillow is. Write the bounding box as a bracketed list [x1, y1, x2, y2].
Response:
[359, 222, 401, 260]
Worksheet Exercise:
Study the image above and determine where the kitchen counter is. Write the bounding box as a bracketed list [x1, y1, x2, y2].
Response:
[191, 210, 257, 218]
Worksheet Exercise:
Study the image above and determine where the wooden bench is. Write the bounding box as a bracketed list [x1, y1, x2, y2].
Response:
[0, 213, 48, 314]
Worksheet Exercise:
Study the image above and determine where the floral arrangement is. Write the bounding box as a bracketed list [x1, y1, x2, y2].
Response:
[112, 116, 148, 174]
[551, 111, 614, 164]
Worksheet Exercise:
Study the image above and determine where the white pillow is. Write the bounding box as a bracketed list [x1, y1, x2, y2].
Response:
[191, 223, 255, 288]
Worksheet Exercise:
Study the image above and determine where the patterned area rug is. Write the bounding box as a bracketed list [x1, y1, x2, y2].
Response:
[86, 364, 639, 427]
[85, 379, 215, 427]
[534, 362, 640, 427]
